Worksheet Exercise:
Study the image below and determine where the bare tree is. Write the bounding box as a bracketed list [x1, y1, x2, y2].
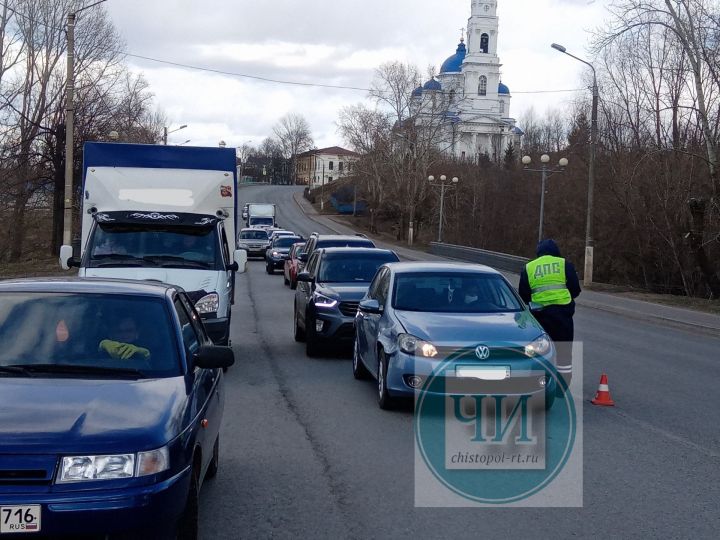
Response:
[272, 113, 313, 185]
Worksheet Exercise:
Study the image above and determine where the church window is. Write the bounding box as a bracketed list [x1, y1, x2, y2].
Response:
[480, 33, 489, 54]
[449, 89, 456, 104]
[499, 100, 505, 114]
[478, 76, 487, 96]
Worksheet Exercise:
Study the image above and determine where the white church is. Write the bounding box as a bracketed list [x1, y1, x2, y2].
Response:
[410, 0, 523, 162]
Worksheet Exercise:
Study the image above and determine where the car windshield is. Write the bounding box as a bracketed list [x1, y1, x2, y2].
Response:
[317, 239, 375, 249]
[0, 293, 180, 377]
[274, 237, 301, 248]
[88, 224, 221, 269]
[318, 252, 399, 283]
[392, 272, 524, 313]
[240, 230, 268, 240]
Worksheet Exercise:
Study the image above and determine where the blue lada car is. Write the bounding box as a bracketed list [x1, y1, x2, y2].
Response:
[353, 263, 559, 410]
[0, 278, 234, 539]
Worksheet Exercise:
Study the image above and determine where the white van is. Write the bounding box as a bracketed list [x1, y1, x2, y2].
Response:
[60, 142, 247, 345]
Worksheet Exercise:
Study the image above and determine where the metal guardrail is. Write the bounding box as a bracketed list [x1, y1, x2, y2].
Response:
[429, 242, 529, 274]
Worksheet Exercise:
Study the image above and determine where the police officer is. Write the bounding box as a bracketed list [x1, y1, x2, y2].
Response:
[519, 239, 581, 394]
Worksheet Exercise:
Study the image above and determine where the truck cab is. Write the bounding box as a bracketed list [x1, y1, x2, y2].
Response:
[60, 143, 247, 345]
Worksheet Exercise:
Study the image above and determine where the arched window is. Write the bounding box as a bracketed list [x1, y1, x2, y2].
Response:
[499, 99, 505, 115]
[449, 89, 456, 105]
[478, 76, 487, 96]
[480, 33, 489, 54]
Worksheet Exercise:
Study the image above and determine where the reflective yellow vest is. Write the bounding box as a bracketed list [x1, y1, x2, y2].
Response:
[526, 255, 572, 306]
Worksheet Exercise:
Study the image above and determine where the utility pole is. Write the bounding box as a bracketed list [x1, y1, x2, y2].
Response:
[62, 12, 76, 247]
[428, 175, 459, 243]
[163, 127, 168, 145]
[585, 74, 599, 286]
[521, 154, 569, 243]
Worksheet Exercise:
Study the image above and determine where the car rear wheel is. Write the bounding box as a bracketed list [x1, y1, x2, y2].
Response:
[290, 276, 298, 290]
[352, 338, 370, 380]
[284, 273, 290, 286]
[377, 349, 396, 410]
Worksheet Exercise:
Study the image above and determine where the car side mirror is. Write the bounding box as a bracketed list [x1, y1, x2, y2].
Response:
[59, 245, 80, 270]
[359, 299, 383, 315]
[194, 345, 235, 370]
[233, 249, 248, 273]
[299, 253, 308, 262]
[296, 271, 313, 283]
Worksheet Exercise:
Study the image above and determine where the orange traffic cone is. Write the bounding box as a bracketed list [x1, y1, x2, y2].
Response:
[591, 374, 615, 406]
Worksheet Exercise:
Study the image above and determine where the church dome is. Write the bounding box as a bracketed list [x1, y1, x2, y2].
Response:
[440, 40, 467, 73]
[498, 82, 510, 95]
[411, 86, 423, 97]
[423, 78, 442, 91]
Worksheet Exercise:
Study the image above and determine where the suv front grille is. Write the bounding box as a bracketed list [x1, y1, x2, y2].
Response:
[339, 301, 360, 317]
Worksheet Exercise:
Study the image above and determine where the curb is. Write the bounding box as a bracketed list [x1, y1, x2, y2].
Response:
[292, 193, 720, 334]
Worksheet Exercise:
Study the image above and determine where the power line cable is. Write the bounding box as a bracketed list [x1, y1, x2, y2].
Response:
[1, 1, 586, 95]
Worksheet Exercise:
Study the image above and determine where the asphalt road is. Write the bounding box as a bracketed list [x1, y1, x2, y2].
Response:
[199, 185, 720, 539]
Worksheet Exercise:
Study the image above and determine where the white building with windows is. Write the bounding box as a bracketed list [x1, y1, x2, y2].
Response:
[411, 0, 523, 162]
[296, 146, 360, 188]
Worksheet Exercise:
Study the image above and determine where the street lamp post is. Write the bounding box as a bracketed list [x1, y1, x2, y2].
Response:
[163, 124, 187, 145]
[552, 42, 598, 286]
[428, 175, 460, 243]
[63, 0, 108, 248]
[522, 155, 569, 243]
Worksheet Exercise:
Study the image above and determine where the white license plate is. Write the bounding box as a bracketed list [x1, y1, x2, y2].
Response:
[0, 506, 41, 534]
[456, 366, 510, 380]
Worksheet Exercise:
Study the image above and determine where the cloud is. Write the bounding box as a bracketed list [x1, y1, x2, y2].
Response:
[108, 0, 612, 148]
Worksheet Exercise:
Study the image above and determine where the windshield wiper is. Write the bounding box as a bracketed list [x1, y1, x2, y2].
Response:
[0, 365, 34, 377]
[5, 364, 145, 379]
[91, 254, 148, 267]
[144, 255, 212, 269]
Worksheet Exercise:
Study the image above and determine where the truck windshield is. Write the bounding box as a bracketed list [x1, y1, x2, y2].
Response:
[87, 223, 222, 270]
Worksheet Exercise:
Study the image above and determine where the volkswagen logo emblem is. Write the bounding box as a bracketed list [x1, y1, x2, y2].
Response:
[475, 345, 490, 360]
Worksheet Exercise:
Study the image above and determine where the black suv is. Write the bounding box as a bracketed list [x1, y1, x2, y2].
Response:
[293, 247, 400, 356]
[299, 233, 375, 272]
[265, 235, 303, 274]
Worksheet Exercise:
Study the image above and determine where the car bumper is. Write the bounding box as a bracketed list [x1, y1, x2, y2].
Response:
[385, 350, 558, 399]
[313, 312, 355, 342]
[268, 257, 287, 269]
[203, 316, 230, 344]
[0, 466, 190, 537]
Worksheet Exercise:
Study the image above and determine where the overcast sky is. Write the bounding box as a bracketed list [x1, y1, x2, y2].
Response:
[105, 0, 610, 149]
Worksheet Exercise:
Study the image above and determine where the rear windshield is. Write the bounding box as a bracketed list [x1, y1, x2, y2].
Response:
[274, 237, 302, 248]
[240, 230, 268, 240]
[317, 239, 375, 249]
[392, 272, 524, 313]
[318, 251, 399, 283]
[249, 217, 274, 226]
[0, 293, 180, 377]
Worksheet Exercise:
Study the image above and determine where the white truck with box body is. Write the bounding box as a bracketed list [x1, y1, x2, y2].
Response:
[245, 203, 276, 228]
[60, 142, 247, 345]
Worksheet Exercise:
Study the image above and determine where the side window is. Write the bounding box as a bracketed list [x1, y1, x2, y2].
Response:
[377, 271, 391, 307]
[220, 226, 230, 264]
[307, 253, 320, 277]
[174, 298, 200, 361]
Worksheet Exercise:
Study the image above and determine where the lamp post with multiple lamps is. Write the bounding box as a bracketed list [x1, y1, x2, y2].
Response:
[552, 42, 598, 286]
[428, 175, 459, 243]
[162, 124, 187, 145]
[521, 154, 569, 243]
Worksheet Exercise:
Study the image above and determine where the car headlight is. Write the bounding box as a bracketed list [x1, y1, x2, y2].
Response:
[398, 333, 438, 358]
[525, 334, 552, 357]
[58, 454, 135, 483]
[58, 446, 170, 484]
[272, 251, 280, 257]
[313, 293, 338, 309]
[195, 292, 219, 314]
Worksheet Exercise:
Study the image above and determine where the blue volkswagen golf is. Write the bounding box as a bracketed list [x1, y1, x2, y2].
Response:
[0, 278, 234, 539]
[353, 263, 559, 410]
